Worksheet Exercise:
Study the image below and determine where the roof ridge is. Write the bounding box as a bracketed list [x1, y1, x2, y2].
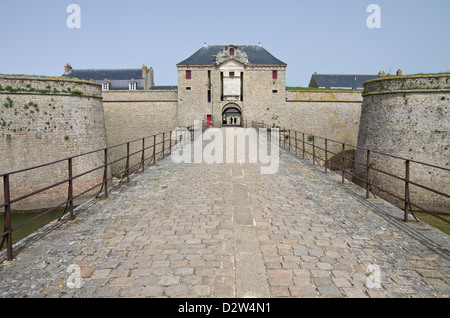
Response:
[203, 44, 261, 46]
[314, 73, 379, 76]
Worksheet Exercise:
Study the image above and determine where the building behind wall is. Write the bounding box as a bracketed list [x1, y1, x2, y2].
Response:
[176, 44, 287, 127]
[63, 63, 155, 90]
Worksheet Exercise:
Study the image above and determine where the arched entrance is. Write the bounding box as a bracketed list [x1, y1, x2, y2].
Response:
[222, 103, 242, 127]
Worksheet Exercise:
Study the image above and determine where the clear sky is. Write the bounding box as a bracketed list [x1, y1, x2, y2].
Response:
[0, 0, 449, 86]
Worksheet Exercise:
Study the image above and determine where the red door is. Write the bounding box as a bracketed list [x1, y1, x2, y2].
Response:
[207, 115, 212, 127]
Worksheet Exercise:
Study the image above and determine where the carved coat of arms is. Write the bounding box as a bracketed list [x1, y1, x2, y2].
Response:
[215, 47, 249, 65]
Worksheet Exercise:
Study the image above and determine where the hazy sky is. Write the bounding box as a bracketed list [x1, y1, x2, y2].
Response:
[0, 0, 449, 86]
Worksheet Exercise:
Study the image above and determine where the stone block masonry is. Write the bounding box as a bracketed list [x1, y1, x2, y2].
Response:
[0, 75, 107, 211]
[0, 130, 448, 298]
[102, 89, 178, 174]
[355, 74, 450, 214]
[282, 90, 363, 164]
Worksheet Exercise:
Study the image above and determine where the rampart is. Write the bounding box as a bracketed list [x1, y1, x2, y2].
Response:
[102, 89, 178, 173]
[355, 74, 450, 213]
[0, 75, 107, 211]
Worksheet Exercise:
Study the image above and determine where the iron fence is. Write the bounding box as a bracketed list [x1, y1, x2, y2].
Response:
[251, 121, 450, 226]
[2, 120, 448, 261]
[0, 127, 193, 261]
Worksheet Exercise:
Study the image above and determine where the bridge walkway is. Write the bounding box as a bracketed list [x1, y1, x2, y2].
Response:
[0, 128, 449, 298]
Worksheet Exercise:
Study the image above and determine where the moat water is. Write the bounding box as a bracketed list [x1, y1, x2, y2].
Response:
[0, 209, 63, 250]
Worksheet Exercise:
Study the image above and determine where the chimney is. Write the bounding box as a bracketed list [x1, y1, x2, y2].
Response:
[396, 69, 403, 76]
[142, 64, 148, 79]
[64, 63, 72, 73]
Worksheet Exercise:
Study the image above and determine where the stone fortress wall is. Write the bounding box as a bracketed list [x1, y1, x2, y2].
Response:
[355, 74, 450, 213]
[0, 75, 107, 211]
[2, 71, 449, 215]
[102, 89, 178, 173]
[280, 90, 363, 164]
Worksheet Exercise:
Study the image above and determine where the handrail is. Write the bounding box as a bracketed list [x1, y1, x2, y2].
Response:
[251, 121, 450, 227]
[0, 126, 193, 261]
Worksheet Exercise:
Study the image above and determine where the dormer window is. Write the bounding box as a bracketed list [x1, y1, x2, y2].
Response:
[102, 82, 110, 91]
[229, 48, 235, 56]
[129, 81, 137, 90]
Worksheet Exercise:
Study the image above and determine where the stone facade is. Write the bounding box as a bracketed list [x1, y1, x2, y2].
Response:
[177, 65, 287, 127]
[177, 45, 287, 127]
[355, 74, 450, 213]
[0, 75, 106, 211]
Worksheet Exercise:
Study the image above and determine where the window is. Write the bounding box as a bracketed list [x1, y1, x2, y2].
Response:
[272, 70, 278, 80]
[129, 82, 137, 90]
[102, 82, 110, 91]
[186, 87, 191, 91]
[229, 72, 235, 78]
[186, 70, 192, 80]
[229, 48, 235, 56]
[272, 90, 278, 93]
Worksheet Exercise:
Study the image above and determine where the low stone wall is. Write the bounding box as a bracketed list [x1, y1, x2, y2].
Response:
[355, 74, 450, 214]
[102, 89, 178, 174]
[280, 90, 362, 165]
[0, 75, 106, 211]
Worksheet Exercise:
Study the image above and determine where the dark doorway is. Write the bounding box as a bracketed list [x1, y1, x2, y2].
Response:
[222, 107, 242, 127]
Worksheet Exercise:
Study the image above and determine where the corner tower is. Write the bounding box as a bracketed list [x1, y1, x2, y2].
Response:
[176, 44, 287, 127]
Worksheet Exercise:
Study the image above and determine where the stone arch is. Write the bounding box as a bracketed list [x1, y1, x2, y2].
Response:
[222, 103, 242, 126]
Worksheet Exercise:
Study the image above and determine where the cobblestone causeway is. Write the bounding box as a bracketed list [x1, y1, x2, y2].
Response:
[0, 128, 449, 298]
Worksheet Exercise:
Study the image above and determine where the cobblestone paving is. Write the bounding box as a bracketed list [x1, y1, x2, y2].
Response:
[0, 128, 449, 298]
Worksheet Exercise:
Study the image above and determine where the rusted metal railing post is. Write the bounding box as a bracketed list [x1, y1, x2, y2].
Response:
[141, 138, 145, 173]
[68, 158, 74, 220]
[126, 142, 130, 183]
[288, 130, 291, 151]
[302, 133, 305, 159]
[3, 174, 13, 261]
[324, 139, 328, 173]
[312, 136, 315, 165]
[169, 131, 172, 155]
[162, 133, 166, 159]
[341, 143, 346, 183]
[365, 149, 371, 199]
[404, 160, 410, 222]
[103, 148, 109, 198]
[153, 135, 156, 164]
[295, 131, 298, 155]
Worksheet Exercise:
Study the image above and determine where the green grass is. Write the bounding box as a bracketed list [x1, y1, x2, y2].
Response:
[408, 72, 450, 76]
[412, 212, 450, 235]
[286, 86, 363, 92]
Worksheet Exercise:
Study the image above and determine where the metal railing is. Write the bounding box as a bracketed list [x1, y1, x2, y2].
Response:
[0, 127, 193, 261]
[251, 121, 450, 226]
[2, 120, 448, 260]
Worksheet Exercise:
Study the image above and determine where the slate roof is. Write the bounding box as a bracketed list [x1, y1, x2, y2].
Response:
[177, 45, 287, 66]
[309, 74, 380, 89]
[62, 68, 145, 90]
